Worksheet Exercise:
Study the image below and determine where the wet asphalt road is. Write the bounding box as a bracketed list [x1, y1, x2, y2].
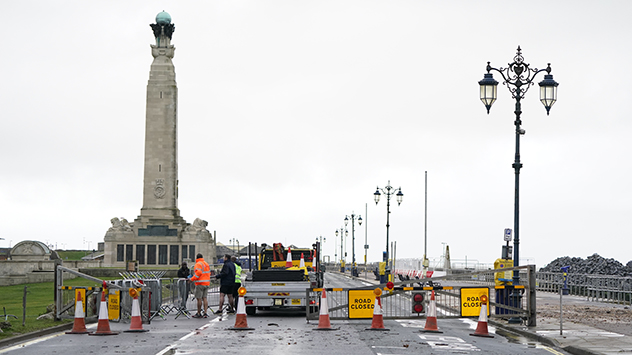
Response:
[0, 272, 571, 355]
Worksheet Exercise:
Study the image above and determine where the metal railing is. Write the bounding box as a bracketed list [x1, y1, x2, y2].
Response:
[536, 272, 632, 305]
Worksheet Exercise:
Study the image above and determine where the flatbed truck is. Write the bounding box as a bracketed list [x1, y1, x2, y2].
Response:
[243, 243, 323, 315]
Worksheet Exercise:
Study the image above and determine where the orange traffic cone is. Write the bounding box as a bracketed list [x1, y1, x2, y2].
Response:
[125, 290, 148, 333]
[314, 289, 337, 331]
[299, 253, 305, 268]
[470, 295, 494, 338]
[66, 292, 91, 334]
[366, 292, 389, 331]
[228, 291, 254, 331]
[286, 248, 293, 268]
[90, 291, 119, 336]
[421, 291, 442, 333]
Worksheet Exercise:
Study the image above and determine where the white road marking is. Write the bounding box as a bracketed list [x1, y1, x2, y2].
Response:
[155, 319, 218, 355]
[395, 319, 425, 327]
[419, 334, 480, 352]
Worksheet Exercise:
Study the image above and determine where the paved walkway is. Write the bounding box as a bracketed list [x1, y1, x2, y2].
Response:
[498, 291, 632, 355]
[338, 270, 632, 355]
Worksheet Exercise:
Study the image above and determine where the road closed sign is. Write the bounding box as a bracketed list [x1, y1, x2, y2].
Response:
[348, 290, 376, 319]
[460, 287, 490, 317]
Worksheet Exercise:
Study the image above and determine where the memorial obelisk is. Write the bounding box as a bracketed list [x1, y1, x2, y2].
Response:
[103, 12, 215, 267]
[138, 11, 183, 225]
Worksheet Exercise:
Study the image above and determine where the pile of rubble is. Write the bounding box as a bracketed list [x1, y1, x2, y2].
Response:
[539, 253, 632, 276]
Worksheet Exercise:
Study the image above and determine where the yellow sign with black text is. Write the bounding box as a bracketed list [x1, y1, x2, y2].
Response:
[108, 290, 121, 321]
[348, 290, 376, 319]
[74, 288, 87, 314]
[460, 287, 490, 317]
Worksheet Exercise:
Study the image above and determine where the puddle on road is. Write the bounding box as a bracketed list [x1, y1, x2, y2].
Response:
[495, 328, 541, 349]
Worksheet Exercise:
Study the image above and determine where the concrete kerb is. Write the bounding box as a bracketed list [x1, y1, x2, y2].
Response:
[0, 322, 76, 349]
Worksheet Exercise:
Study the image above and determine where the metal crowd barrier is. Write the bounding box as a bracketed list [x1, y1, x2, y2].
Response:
[55, 265, 230, 322]
[144, 277, 222, 319]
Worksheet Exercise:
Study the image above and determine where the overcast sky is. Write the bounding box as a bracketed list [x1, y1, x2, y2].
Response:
[2, 1, 630, 268]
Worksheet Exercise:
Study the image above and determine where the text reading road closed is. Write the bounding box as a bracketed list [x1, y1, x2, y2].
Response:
[348, 290, 376, 319]
[460, 287, 489, 317]
[350, 298, 374, 310]
[462, 296, 483, 308]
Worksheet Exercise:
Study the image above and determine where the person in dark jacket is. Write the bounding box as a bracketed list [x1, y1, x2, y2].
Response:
[215, 254, 236, 313]
[178, 261, 190, 278]
[177, 262, 191, 308]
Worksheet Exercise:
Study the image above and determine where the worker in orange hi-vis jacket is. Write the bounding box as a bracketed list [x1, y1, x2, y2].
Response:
[189, 253, 211, 318]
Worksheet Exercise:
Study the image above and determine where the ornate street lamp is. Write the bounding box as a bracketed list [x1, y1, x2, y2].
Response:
[344, 213, 362, 277]
[335, 227, 347, 273]
[479, 46, 558, 323]
[374, 180, 403, 282]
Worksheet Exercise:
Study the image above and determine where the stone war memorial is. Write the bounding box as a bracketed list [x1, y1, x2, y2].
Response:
[103, 11, 216, 267]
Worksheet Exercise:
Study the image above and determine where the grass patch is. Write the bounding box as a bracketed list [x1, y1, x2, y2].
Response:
[56, 250, 91, 261]
[0, 277, 117, 340]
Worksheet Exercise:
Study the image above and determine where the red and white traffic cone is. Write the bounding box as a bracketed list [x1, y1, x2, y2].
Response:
[125, 289, 148, 333]
[66, 292, 91, 334]
[228, 289, 254, 331]
[314, 289, 337, 331]
[299, 253, 305, 268]
[421, 290, 442, 333]
[90, 291, 119, 336]
[366, 293, 389, 331]
[286, 248, 293, 268]
[470, 295, 494, 338]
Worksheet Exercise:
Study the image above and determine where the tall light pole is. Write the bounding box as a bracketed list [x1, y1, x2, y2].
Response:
[423, 171, 429, 271]
[479, 46, 558, 323]
[334, 234, 337, 268]
[315, 235, 326, 265]
[344, 213, 362, 277]
[335, 227, 347, 273]
[229, 238, 240, 256]
[364, 203, 368, 278]
[374, 181, 403, 283]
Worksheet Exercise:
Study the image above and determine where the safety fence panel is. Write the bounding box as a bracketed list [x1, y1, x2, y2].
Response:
[306, 286, 529, 321]
[307, 267, 536, 326]
[55, 266, 224, 322]
[57, 286, 101, 320]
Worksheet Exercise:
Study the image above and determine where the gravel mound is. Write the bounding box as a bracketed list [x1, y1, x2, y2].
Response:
[539, 253, 632, 276]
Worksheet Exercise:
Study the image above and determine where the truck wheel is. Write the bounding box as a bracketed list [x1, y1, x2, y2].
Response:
[246, 306, 256, 316]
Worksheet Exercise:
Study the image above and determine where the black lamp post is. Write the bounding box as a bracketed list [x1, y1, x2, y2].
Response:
[315, 235, 326, 267]
[479, 46, 558, 323]
[335, 227, 347, 273]
[374, 181, 403, 283]
[344, 213, 362, 277]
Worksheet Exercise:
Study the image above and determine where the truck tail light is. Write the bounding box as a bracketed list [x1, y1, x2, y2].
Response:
[245, 299, 254, 305]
